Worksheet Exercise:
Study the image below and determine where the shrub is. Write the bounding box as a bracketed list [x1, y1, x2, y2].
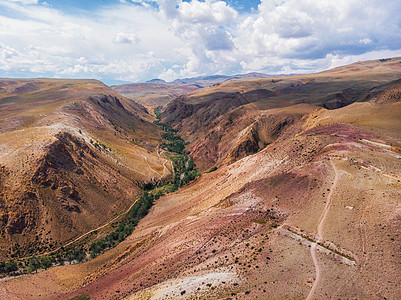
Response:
[40, 257, 52, 269]
[5, 260, 18, 273]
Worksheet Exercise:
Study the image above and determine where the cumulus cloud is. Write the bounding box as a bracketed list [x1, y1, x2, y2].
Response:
[0, 0, 400, 83]
[204, 29, 234, 51]
[359, 38, 373, 45]
[114, 32, 139, 44]
[234, 0, 401, 73]
[178, 0, 237, 24]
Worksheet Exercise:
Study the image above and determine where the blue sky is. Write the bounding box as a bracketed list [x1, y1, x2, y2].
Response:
[44, 0, 261, 13]
[1, 0, 401, 85]
[43, 0, 114, 11]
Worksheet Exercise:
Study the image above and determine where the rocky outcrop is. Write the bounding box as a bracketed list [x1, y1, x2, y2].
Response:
[32, 132, 94, 191]
[226, 113, 299, 164]
[5, 191, 38, 234]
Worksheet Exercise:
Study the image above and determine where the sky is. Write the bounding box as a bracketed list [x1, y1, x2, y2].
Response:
[0, 0, 401, 85]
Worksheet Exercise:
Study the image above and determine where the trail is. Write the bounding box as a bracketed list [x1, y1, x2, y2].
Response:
[137, 147, 172, 178]
[18, 148, 172, 262]
[279, 226, 355, 265]
[306, 157, 339, 300]
[157, 147, 169, 177]
[138, 150, 161, 176]
[22, 196, 141, 260]
[55, 149, 169, 256]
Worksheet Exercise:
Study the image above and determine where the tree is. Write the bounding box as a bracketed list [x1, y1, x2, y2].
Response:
[28, 257, 41, 273]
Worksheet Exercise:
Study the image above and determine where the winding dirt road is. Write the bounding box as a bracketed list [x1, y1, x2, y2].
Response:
[157, 148, 170, 177]
[137, 147, 171, 178]
[137, 150, 160, 176]
[22, 195, 141, 260]
[306, 157, 339, 300]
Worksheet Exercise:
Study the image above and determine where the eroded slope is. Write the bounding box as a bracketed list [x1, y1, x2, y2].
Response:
[0, 79, 172, 258]
[1, 87, 399, 300]
[0, 59, 400, 300]
[162, 57, 401, 171]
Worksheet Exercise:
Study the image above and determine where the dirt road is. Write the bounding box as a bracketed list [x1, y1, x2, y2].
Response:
[306, 157, 339, 300]
[21, 195, 141, 260]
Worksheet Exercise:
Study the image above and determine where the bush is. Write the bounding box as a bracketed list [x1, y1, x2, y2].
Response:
[208, 166, 218, 173]
[5, 260, 18, 273]
[161, 140, 186, 154]
[40, 257, 52, 269]
[27, 257, 41, 273]
[142, 182, 155, 191]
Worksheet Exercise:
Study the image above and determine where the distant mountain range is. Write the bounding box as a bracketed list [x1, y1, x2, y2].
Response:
[146, 72, 272, 85]
[113, 72, 273, 107]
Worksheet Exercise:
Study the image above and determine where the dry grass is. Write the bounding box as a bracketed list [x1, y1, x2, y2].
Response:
[1, 58, 400, 299]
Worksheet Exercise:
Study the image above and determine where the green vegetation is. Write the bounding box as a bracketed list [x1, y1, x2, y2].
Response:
[142, 182, 157, 191]
[0, 186, 161, 276]
[153, 120, 177, 133]
[207, 166, 218, 173]
[160, 129, 189, 155]
[0, 260, 17, 274]
[152, 109, 177, 133]
[154, 107, 162, 120]
[154, 107, 198, 189]
[89, 191, 157, 258]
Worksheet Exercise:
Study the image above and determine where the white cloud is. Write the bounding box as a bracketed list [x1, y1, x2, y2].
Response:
[159, 68, 178, 81]
[233, 0, 401, 73]
[359, 38, 373, 45]
[204, 29, 234, 51]
[0, 0, 400, 83]
[114, 32, 139, 44]
[178, 0, 237, 25]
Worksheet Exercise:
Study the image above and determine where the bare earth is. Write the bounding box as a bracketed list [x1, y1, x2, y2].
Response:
[0, 58, 400, 299]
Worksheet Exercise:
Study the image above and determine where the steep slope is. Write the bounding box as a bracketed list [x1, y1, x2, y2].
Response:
[162, 57, 401, 170]
[3, 84, 399, 300]
[0, 79, 171, 259]
[0, 59, 400, 300]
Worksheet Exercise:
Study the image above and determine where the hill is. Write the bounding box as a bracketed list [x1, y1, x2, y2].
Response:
[111, 73, 272, 109]
[0, 79, 172, 259]
[111, 82, 200, 109]
[0, 58, 400, 300]
[162, 57, 401, 170]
